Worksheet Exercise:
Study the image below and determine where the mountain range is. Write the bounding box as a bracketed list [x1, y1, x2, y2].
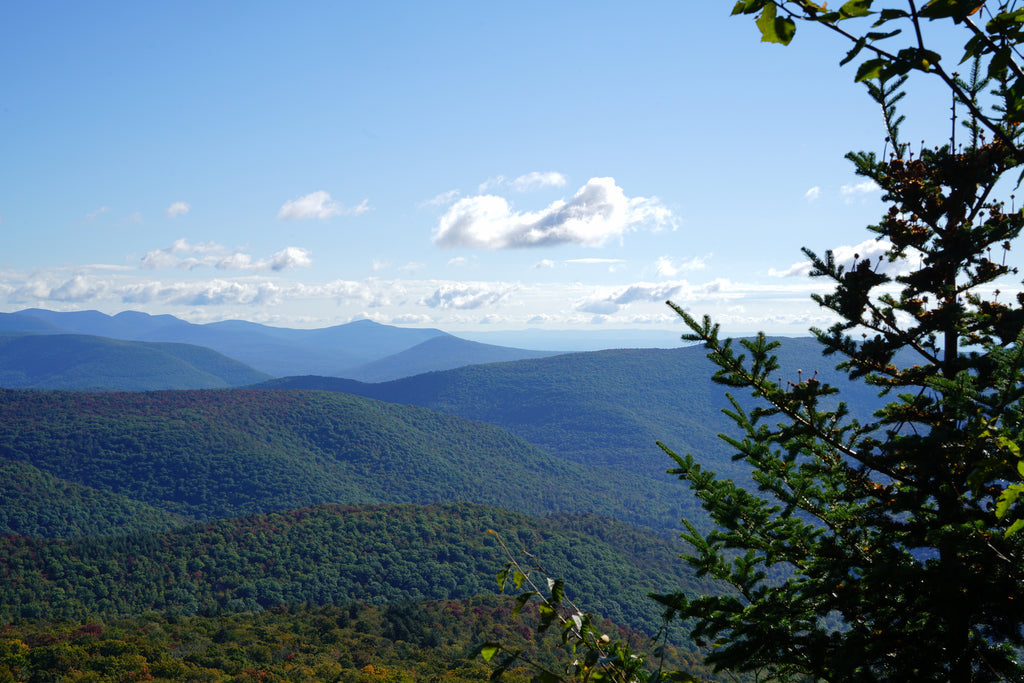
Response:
[0, 308, 557, 382]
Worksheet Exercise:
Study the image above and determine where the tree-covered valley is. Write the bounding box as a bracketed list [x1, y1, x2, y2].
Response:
[0, 303, 929, 682]
[0, 330, 758, 680]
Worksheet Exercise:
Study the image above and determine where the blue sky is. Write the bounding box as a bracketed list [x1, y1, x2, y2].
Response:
[0, 2, 965, 338]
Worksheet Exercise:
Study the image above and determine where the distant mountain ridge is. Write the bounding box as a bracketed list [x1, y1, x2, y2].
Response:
[0, 331, 272, 390]
[0, 309, 558, 381]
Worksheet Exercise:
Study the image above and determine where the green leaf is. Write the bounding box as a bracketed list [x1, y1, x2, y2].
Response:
[549, 578, 565, 605]
[875, 8, 910, 23]
[855, 58, 887, 82]
[995, 484, 1022, 518]
[512, 591, 535, 617]
[496, 568, 509, 591]
[731, 0, 766, 16]
[1006, 519, 1024, 537]
[479, 643, 501, 662]
[918, 0, 983, 21]
[537, 603, 558, 632]
[755, 3, 796, 45]
[839, 0, 873, 19]
[840, 37, 867, 66]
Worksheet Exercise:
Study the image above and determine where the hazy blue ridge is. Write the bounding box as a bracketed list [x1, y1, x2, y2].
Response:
[0, 332, 272, 390]
[340, 334, 559, 382]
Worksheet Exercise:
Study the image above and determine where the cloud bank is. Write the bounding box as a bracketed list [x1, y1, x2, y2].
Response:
[418, 282, 517, 310]
[139, 239, 311, 272]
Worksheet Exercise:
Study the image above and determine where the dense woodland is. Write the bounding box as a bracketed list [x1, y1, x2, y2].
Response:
[0, 387, 680, 531]
[0, 378, 734, 681]
[0, 503, 712, 633]
[0, 597, 720, 682]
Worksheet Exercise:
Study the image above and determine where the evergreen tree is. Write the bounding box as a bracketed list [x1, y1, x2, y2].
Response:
[654, 2, 1024, 681]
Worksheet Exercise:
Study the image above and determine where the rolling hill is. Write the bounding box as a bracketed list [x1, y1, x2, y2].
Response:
[255, 337, 888, 485]
[0, 502, 708, 638]
[0, 387, 684, 533]
[0, 460, 192, 539]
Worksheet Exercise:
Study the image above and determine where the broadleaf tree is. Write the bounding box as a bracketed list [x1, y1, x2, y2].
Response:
[655, 2, 1024, 681]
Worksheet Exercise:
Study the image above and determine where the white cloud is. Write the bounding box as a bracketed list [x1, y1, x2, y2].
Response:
[277, 191, 369, 220]
[511, 171, 567, 192]
[534, 259, 556, 269]
[841, 180, 881, 196]
[477, 176, 506, 193]
[392, 313, 434, 325]
[574, 278, 740, 315]
[476, 170, 566, 194]
[219, 247, 311, 273]
[577, 281, 686, 315]
[140, 238, 223, 270]
[264, 246, 313, 271]
[84, 206, 110, 222]
[50, 274, 109, 302]
[434, 177, 674, 249]
[398, 262, 426, 272]
[804, 187, 821, 202]
[447, 256, 470, 267]
[656, 255, 709, 277]
[166, 201, 191, 218]
[421, 189, 461, 208]
[418, 282, 517, 310]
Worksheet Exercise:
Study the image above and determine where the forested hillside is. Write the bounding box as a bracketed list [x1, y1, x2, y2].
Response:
[258, 338, 887, 481]
[0, 388, 682, 533]
[0, 461, 191, 539]
[0, 596, 719, 682]
[0, 503, 709, 637]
